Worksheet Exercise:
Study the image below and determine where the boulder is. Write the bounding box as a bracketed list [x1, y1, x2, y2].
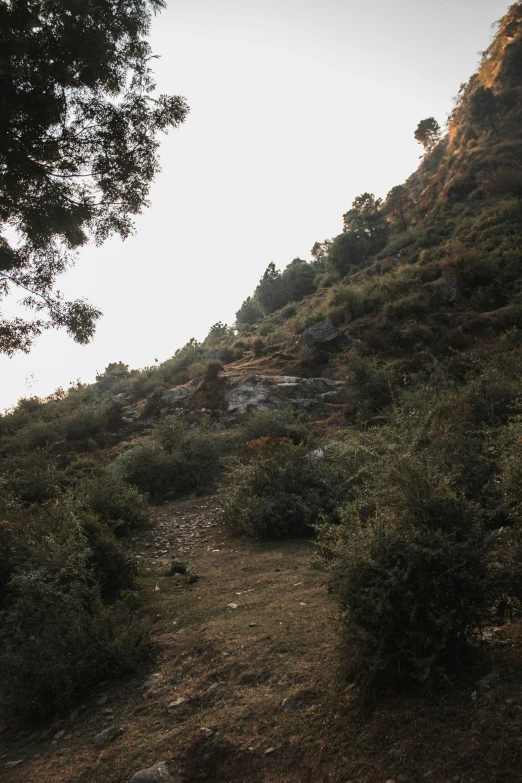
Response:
[130, 761, 179, 783]
[426, 275, 461, 303]
[298, 321, 346, 349]
[160, 383, 195, 408]
[225, 375, 277, 415]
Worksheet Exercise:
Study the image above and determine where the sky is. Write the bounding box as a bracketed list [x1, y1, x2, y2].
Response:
[0, 0, 512, 411]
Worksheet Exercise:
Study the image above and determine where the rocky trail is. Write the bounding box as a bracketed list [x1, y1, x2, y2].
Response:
[2, 497, 522, 783]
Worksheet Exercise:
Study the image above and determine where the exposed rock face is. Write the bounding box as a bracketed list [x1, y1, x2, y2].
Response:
[159, 375, 343, 418]
[161, 383, 195, 407]
[298, 321, 346, 349]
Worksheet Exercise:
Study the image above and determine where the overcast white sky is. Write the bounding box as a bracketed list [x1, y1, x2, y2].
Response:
[0, 0, 512, 411]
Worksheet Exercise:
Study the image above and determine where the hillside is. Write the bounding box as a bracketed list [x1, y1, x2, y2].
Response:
[2, 4, 522, 782]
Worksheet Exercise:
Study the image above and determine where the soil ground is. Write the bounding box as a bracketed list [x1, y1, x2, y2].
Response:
[1, 496, 521, 783]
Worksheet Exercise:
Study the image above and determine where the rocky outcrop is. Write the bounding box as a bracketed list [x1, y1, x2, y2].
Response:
[159, 375, 343, 418]
[298, 321, 346, 349]
[426, 275, 461, 303]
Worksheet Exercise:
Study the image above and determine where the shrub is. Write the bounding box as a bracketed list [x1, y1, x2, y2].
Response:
[344, 353, 396, 418]
[0, 451, 62, 505]
[241, 408, 308, 444]
[0, 500, 147, 717]
[79, 474, 150, 531]
[204, 360, 224, 380]
[0, 567, 147, 717]
[329, 523, 487, 688]
[222, 442, 343, 538]
[119, 431, 220, 503]
[81, 513, 137, 589]
[281, 304, 297, 320]
[252, 337, 265, 357]
[325, 452, 488, 689]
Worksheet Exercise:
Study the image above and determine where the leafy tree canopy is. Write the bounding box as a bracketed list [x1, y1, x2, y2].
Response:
[0, 0, 189, 355]
[342, 193, 388, 245]
[236, 296, 263, 326]
[466, 86, 501, 133]
[414, 117, 441, 153]
[385, 185, 415, 232]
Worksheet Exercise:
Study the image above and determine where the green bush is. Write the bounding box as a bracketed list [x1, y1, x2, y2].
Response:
[204, 360, 224, 380]
[119, 429, 220, 503]
[0, 500, 147, 717]
[0, 567, 147, 717]
[0, 451, 61, 505]
[344, 353, 396, 418]
[329, 523, 487, 688]
[325, 449, 488, 689]
[79, 474, 150, 531]
[222, 442, 343, 538]
[241, 408, 308, 444]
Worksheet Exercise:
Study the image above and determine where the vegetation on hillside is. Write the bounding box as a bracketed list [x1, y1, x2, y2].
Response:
[2, 2, 522, 722]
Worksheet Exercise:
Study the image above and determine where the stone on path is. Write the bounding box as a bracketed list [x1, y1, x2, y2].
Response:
[130, 761, 180, 783]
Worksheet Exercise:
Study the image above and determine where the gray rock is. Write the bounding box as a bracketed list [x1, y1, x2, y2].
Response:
[261, 344, 281, 354]
[224, 375, 275, 415]
[426, 275, 461, 303]
[130, 761, 178, 783]
[199, 727, 213, 737]
[476, 670, 500, 690]
[484, 527, 515, 548]
[93, 726, 124, 746]
[280, 697, 297, 711]
[161, 384, 195, 407]
[298, 321, 345, 349]
[5, 760, 24, 769]
[167, 697, 185, 711]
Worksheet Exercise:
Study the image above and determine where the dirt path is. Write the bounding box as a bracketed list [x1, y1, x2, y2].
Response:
[1, 496, 342, 783]
[2, 497, 522, 783]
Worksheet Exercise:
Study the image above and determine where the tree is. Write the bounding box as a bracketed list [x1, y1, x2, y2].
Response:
[343, 193, 388, 245]
[0, 0, 189, 355]
[385, 185, 415, 232]
[236, 296, 263, 326]
[206, 322, 230, 345]
[326, 232, 368, 277]
[414, 117, 441, 153]
[466, 86, 500, 134]
[255, 263, 288, 314]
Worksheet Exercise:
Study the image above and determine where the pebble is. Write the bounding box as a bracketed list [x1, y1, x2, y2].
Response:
[207, 683, 219, 694]
[227, 603, 238, 609]
[199, 727, 213, 737]
[264, 747, 275, 756]
[5, 761, 24, 769]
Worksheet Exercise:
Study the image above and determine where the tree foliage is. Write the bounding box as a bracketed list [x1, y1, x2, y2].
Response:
[414, 117, 442, 153]
[254, 258, 320, 315]
[466, 86, 501, 133]
[385, 185, 415, 232]
[343, 193, 388, 244]
[0, 0, 188, 354]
